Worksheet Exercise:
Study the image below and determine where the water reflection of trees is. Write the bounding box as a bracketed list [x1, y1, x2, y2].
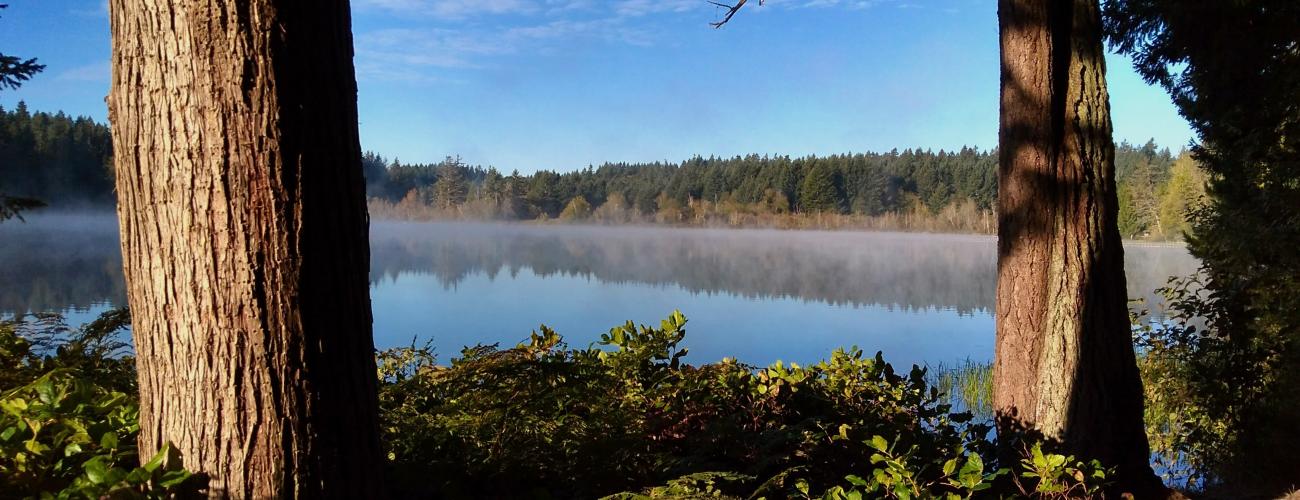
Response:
[370, 223, 1200, 315]
[0, 216, 126, 315]
[1, 217, 1199, 316]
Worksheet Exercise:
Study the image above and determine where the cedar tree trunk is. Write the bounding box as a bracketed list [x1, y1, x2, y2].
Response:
[107, 0, 383, 497]
[994, 0, 1163, 494]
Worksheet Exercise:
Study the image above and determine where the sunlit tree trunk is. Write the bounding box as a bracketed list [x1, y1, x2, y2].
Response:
[994, 0, 1162, 494]
[108, 0, 382, 496]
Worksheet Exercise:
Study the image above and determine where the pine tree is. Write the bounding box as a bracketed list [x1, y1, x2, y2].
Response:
[798, 163, 842, 213]
[433, 156, 468, 210]
[0, 6, 46, 220]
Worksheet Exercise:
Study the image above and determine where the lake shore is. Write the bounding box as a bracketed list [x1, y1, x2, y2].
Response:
[366, 211, 1190, 247]
[4, 210, 1190, 248]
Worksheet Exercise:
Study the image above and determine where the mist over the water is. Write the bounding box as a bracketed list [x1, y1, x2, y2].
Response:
[1, 214, 1200, 367]
[0, 214, 126, 318]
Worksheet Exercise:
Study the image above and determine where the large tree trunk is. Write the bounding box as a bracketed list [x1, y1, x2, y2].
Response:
[994, 0, 1161, 494]
[107, 1, 382, 497]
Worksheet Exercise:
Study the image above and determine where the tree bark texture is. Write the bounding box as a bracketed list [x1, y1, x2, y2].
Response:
[107, 0, 382, 497]
[994, 0, 1160, 493]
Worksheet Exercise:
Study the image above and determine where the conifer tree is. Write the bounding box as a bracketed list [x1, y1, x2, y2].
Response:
[798, 163, 842, 213]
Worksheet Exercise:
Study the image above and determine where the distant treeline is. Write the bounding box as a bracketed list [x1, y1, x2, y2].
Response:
[367, 140, 1202, 238]
[0, 104, 1203, 238]
[0, 103, 114, 208]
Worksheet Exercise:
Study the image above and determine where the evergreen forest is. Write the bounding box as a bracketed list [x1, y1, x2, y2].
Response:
[1, 103, 1201, 239]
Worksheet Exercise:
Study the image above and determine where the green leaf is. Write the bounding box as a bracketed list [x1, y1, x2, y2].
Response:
[159, 469, 194, 488]
[795, 478, 810, 496]
[25, 438, 48, 454]
[142, 443, 170, 472]
[868, 435, 888, 451]
[959, 453, 984, 486]
[1031, 443, 1047, 468]
[123, 467, 152, 485]
[35, 378, 58, 405]
[942, 458, 958, 476]
[99, 430, 119, 450]
[83, 456, 110, 484]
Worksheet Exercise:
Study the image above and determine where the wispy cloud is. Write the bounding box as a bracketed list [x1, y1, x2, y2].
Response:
[56, 61, 110, 83]
[355, 0, 539, 19]
[354, 18, 652, 83]
[613, 0, 699, 17]
[69, 0, 108, 17]
[758, 0, 900, 9]
[352, 0, 905, 83]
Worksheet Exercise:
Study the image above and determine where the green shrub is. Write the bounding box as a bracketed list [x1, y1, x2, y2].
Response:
[1, 308, 1134, 498]
[0, 310, 202, 498]
[378, 311, 999, 498]
[1136, 272, 1300, 492]
[0, 371, 199, 498]
[1, 309, 136, 395]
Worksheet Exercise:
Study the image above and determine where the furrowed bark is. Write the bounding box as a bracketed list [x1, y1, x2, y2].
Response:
[994, 0, 1162, 494]
[108, 0, 382, 497]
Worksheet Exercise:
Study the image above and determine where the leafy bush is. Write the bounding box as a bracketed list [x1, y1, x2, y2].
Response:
[1136, 271, 1300, 492]
[1, 309, 136, 395]
[0, 371, 198, 498]
[0, 310, 202, 498]
[2, 308, 1131, 498]
[379, 311, 1112, 499]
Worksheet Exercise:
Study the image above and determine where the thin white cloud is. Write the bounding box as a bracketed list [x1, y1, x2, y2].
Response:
[508, 18, 654, 46]
[56, 61, 110, 83]
[761, 0, 889, 9]
[352, 0, 900, 83]
[543, 0, 595, 14]
[356, 0, 538, 18]
[355, 17, 656, 83]
[613, 0, 699, 17]
[69, 0, 108, 17]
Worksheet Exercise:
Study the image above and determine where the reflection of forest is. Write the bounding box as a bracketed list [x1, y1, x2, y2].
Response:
[0, 217, 1199, 316]
[0, 215, 127, 315]
[370, 222, 1200, 315]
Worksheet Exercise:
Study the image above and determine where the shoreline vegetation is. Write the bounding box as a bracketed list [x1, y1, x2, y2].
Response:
[4, 309, 1115, 499]
[369, 196, 1000, 234]
[365, 203, 1191, 248]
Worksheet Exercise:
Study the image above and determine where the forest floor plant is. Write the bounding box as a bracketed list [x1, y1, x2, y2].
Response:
[4, 309, 1149, 498]
[0, 310, 203, 498]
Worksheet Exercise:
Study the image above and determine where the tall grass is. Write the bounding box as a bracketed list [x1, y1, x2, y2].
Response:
[926, 359, 993, 420]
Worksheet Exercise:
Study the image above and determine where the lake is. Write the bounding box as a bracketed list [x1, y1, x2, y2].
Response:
[0, 214, 1199, 369]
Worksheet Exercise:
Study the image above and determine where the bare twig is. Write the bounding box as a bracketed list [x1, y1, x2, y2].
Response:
[710, 0, 763, 28]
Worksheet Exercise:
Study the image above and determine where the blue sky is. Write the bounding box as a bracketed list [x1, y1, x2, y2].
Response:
[1, 0, 1194, 173]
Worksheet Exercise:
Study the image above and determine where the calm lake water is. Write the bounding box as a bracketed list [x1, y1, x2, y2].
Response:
[0, 214, 1199, 369]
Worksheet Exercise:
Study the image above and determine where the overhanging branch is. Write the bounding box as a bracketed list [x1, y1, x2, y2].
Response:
[710, 0, 763, 28]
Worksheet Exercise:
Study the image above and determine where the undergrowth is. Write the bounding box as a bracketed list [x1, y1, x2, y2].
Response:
[4, 309, 1116, 499]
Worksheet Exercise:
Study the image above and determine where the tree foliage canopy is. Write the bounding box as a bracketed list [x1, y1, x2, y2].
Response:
[1106, 0, 1300, 490]
[0, 5, 44, 91]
